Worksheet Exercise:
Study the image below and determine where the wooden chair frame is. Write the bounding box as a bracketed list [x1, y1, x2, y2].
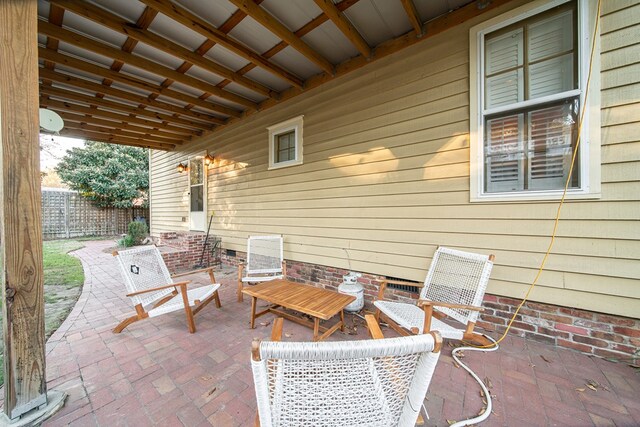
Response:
[113, 259, 221, 334]
[375, 253, 495, 346]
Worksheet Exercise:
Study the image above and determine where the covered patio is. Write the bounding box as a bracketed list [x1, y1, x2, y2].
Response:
[38, 240, 640, 426]
[1, 0, 639, 425]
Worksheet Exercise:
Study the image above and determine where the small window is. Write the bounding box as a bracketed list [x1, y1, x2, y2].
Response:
[268, 115, 303, 170]
[469, 0, 600, 202]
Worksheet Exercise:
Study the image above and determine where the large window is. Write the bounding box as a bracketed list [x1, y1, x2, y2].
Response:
[268, 115, 303, 170]
[470, 0, 600, 201]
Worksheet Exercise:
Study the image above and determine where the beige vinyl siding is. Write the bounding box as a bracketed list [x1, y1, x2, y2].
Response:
[150, 0, 640, 319]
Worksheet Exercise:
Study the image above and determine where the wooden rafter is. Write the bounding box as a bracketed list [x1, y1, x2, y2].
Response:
[138, 0, 304, 89]
[54, 110, 191, 141]
[38, 85, 215, 131]
[60, 129, 176, 150]
[227, 0, 361, 88]
[229, 0, 334, 75]
[39, 97, 200, 137]
[39, 47, 240, 118]
[41, 3, 64, 86]
[313, 0, 371, 58]
[63, 121, 183, 145]
[400, 0, 423, 36]
[37, 20, 258, 111]
[38, 68, 219, 124]
[49, 0, 276, 99]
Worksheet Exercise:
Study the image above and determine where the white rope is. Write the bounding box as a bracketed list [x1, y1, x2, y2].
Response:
[449, 335, 499, 427]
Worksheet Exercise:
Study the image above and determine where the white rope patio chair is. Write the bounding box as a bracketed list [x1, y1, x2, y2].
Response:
[113, 245, 221, 334]
[237, 235, 286, 302]
[251, 317, 442, 427]
[374, 246, 495, 346]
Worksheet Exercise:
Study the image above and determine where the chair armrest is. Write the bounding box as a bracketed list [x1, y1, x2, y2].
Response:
[126, 280, 190, 297]
[418, 299, 485, 312]
[365, 314, 384, 339]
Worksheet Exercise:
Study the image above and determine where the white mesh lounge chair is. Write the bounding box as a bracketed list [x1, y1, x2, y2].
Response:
[251, 317, 442, 427]
[237, 235, 286, 302]
[113, 245, 221, 333]
[375, 247, 495, 345]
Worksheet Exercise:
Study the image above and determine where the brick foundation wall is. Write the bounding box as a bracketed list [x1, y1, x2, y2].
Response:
[157, 232, 211, 274]
[221, 251, 639, 365]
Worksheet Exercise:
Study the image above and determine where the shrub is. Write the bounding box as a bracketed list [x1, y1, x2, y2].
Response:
[127, 221, 148, 246]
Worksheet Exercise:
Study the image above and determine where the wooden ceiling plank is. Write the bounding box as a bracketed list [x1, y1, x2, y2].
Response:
[39, 67, 221, 124]
[60, 129, 176, 150]
[39, 97, 200, 137]
[39, 85, 215, 130]
[38, 20, 258, 110]
[49, 0, 276, 99]
[138, 0, 304, 89]
[38, 47, 241, 118]
[313, 0, 371, 58]
[63, 121, 183, 145]
[400, 0, 423, 36]
[229, 0, 334, 75]
[53, 110, 191, 141]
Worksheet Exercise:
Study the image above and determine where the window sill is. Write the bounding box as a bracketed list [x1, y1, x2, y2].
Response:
[268, 159, 303, 170]
[470, 190, 601, 203]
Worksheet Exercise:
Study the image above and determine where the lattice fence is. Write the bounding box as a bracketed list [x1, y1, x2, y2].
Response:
[42, 189, 148, 240]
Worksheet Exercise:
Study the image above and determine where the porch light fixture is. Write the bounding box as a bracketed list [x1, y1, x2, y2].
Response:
[204, 153, 215, 166]
[177, 162, 188, 173]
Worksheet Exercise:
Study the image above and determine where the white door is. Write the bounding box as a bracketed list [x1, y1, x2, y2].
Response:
[189, 157, 205, 231]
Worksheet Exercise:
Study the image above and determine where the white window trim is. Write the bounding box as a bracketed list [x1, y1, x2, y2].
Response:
[469, 0, 601, 202]
[188, 151, 208, 232]
[268, 115, 304, 170]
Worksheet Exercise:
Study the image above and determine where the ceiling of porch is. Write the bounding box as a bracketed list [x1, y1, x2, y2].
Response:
[37, 0, 489, 151]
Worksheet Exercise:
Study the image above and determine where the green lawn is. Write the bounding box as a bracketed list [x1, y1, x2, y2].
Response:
[0, 239, 85, 385]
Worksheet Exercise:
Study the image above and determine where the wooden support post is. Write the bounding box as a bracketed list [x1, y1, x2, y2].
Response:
[0, 1, 64, 423]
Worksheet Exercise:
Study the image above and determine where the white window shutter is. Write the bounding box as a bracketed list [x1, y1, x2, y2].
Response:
[485, 29, 524, 109]
[527, 103, 574, 190]
[485, 114, 525, 192]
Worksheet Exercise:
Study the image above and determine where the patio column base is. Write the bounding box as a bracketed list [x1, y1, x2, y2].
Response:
[0, 390, 66, 426]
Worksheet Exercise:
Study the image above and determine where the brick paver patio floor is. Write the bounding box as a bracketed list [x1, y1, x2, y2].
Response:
[35, 240, 640, 426]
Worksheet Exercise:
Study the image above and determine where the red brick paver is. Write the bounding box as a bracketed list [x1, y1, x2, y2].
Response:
[38, 240, 640, 426]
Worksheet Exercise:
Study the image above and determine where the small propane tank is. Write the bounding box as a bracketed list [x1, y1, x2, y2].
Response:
[338, 271, 364, 312]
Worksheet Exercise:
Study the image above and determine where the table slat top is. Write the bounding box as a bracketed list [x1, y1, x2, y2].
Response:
[242, 279, 355, 320]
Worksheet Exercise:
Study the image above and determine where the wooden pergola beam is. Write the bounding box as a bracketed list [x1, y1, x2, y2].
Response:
[37, 20, 258, 111]
[138, 0, 304, 89]
[0, 0, 49, 420]
[62, 121, 184, 145]
[59, 129, 176, 151]
[39, 97, 200, 137]
[54, 110, 191, 141]
[39, 68, 220, 123]
[229, 0, 335, 75]
[38, 47, 240, 118]
[39, 85, 217, 130]
[313, 0, 371, 58]
[41, 4, 64, 84]
[49, 0, 277, 99]
[400, 0, 423, 36]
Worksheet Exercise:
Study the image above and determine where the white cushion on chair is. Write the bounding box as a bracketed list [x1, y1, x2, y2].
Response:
[149, 284, 220, 318]
[374, 300, 464, 340]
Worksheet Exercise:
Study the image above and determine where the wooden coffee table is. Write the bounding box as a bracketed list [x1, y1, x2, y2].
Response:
[242, 279, 356, 342]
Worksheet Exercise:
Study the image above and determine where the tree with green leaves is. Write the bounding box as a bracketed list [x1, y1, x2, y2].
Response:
[56, 141, 149, 208]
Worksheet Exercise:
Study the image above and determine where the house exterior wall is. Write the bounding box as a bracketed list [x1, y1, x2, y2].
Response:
[149, 0, 640, 320]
